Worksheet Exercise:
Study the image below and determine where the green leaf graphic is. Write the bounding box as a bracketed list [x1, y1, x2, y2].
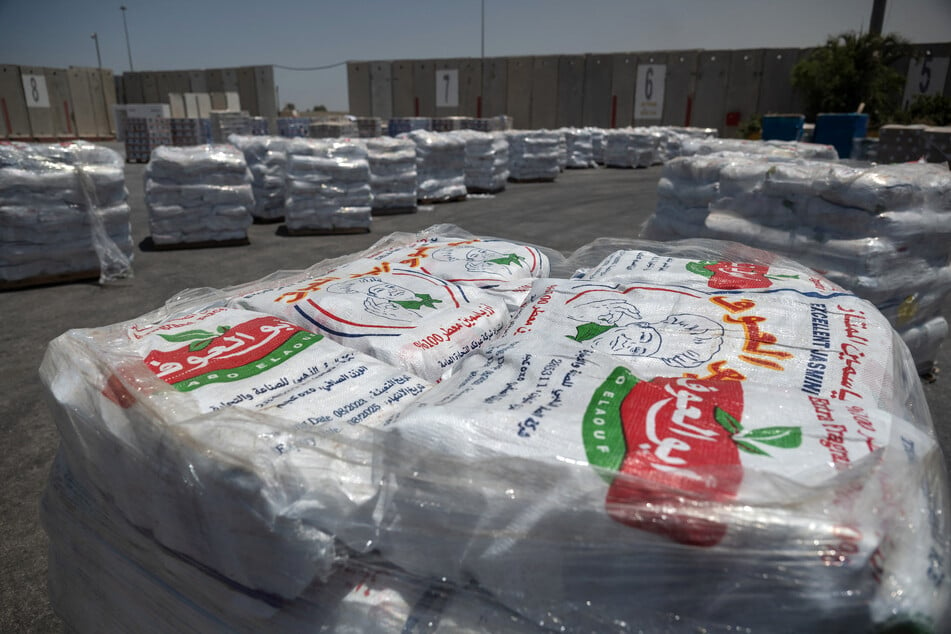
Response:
[567, 322, 617, 343]
[740, 426, 802, 449]
[216, 325, 231, 334]
[158, 329, 218, 343]
[685, 261, 716, 278]
[189, 338, 214, 352]
[714, 406, 743, 435]
[735, 440, 770, 456]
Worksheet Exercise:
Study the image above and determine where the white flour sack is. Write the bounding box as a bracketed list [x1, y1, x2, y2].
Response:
[378, 277, 947, 630]
[41, 302, 435, 599]
[230, 259, 511, 381]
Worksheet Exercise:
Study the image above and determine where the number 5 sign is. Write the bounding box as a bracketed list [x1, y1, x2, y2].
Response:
[435, 69, 459, 108]
[902, 57, 949, 108]
[635, 64, 665, 120]
[21, 73, 50, 108]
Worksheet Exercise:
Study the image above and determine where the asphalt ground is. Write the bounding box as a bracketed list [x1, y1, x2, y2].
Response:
[1, 150, 949, 631]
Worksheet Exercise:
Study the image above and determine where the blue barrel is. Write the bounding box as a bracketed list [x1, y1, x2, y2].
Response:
[761, 114, 805, 141]
[813, 113, 869, 159]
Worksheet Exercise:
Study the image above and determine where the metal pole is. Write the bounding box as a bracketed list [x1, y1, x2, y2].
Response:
[869, 0, 886, 35]
[480, 0, 485, 117]
[91, 33, 102, 69]
[120, 6, 134, 71]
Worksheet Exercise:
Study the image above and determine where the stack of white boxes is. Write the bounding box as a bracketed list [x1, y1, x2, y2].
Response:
[365, 136, 418, 214]
[505, 130, 560, 182]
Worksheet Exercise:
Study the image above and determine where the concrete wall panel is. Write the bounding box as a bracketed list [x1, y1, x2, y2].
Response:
[583, 54, 613, 128]
[391, 60, 414, 117]
[46, 68, 74, 137]
[122, 72, 144, 104]
[0, 66, 32, 139]
[724, 49, 764, 137]
[19, 65, 54, 138]
[188, 70, 208, 93]
[658, 51, 697, 127]
[506, 56, 533, 129]
[254, 66, 277, 120]
[141, 71, 160, 103]
[67, 67, 97, 138]
[369, 61, 393, 119]
[237, 66, 258, 115]
[83, 67, 111, 137]
[481, 57, 507, 118]
[100, 69, 117, 136]
[531, 56, 558, 129]
[434, 59, 462, 116]
[611, 53, 637, 127]
[457, 58, 482, 117]
[346, 62, 372, 116]
[758, 49, 801, 114]
[556, 55, 585, 128]
[414, 60, 435, 117]
[691, 50, 731, 132]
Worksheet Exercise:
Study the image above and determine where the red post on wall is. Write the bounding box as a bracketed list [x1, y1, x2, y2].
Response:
[610, 95, 618, 128]
[476, 95, 482, 118]
[1, 98, 11, 136]
[414, 97, 420, 117]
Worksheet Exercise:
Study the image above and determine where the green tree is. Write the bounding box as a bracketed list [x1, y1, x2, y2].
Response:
[313, 104, 328, 112]
[791, 31, 912, 126]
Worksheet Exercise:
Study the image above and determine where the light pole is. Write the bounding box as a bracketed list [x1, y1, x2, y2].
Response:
[91, 33, 102, 69]
[480, 0, 485, 117]
[120, 6, 134, 71]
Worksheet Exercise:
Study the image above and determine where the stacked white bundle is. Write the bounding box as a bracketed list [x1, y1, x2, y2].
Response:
[603, 127, 661, 167]
[365, 136, 418, 212]
[39, 228, 951, 632]
[680, 137, 839, 160]
[0, 141, 133, 283]
[228, 134, 288, 221]
[284, 138, 372, 232]
[145, 144, 254, 246]
[556, 130, 568, 170]
[642, 154, 951, 372]
[505, 130, 561, 182]
[587, 127, 605, 164]
[404, 130, 467, 203]
[452, 129, 510, 193]
[653, 126, 719, 161]
[562, 128, 596, 168]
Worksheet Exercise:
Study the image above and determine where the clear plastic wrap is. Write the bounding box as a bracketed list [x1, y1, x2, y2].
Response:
[642, 154, 951, 371]
[505, 130, 561, 182]
[228, 134, 289, 221]
[404, 130, 467, 203]
[145, 144, 254, 245]
[41, 227, 950, 632]
[365, 136, 418, 211]
[602, 127, 660, 168]
[452, 129, 510, 193]
[562, 128, 596, 168]
[0, 141, 133, 284]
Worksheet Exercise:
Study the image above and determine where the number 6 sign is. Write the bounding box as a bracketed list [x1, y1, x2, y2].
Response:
[435, 69, 459, 108]
[635, 64, 665, 120]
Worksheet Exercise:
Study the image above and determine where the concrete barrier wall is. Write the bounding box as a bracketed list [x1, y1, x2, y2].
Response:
[482, 57, 507, 118]
[556, 55, 585, 128]
[583, 54, 613, 128]
[346, 62, 371, 116]
[506, 56, 533, 129]
[370, 61, 393, 119]
[531, 56, 558, 129]
[724, 49, 765, 136]
[391, 60, 414, 117]
[610, 53, 637, 127]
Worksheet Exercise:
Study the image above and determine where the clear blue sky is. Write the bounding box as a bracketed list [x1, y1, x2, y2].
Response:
[1, 0, 948, 112]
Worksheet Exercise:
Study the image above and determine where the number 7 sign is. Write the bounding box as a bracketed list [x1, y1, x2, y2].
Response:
[435, 69, 459, 108]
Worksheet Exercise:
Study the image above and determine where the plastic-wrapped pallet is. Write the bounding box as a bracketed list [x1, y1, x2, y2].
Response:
[169, 118, 212, 146]
[562, 128, 596, 168]
[505, 130, 561, 182]
[310, 121, 358, 139]
[284, 138, 372, 232]
[588, 127, 605, 164]
[405, 130, 467, 203]
[228, 134, 288, 222]
[355, 117, 383, 138]
[365, 135, 418, 213]
[0, 141, 133, 285]
[124, 117, 171, 163]
[654, 125, 719, 161]
[278, 118, 312, 138]
[250, 117, 270, 135]
[388, 117, 432, 136]
[641, 153, 951, 373]
[210, 112, 252, 142]
[433, 117, 471, 132]
[603, 127, 661, 167]
[925, 126, 951, 164]
[680, 136, 839, 160]
[877, 125, 928, 164]
[452, 129, 510, 194]
[41, 227, 951, 633]
[144, 144, 254, 246]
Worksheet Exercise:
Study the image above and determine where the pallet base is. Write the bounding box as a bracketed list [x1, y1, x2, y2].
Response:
[508, 177, 557, 183]
[280, 225, 371, 237]
[418, 194, 467, 205]
[1, 269, 100, 291]
[467, 186, 505, 195]
[372, 206, 418, 216]
[146, 237, 250, 251]
[253, 216, 285, 225]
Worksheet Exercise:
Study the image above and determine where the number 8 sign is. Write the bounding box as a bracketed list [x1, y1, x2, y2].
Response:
[435, 69, 459, 108]
[21, 73, 50, 109]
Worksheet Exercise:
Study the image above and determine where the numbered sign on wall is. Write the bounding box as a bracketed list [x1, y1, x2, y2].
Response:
[635, 64, 666, 120]
[21, 73, 50, 108]
[902, 57, 949, 109]
[435, 69, 459, 108]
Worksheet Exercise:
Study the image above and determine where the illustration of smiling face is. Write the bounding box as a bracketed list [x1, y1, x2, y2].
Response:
[601, 323, 663, 357]
[365, 282, 417, 301]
